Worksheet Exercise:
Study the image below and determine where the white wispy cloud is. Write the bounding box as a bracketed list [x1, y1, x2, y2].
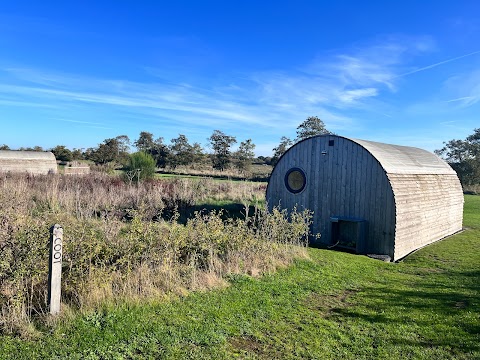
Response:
[0, 80, 267, 127]
[1, 34, 471, 152]
[445, 96, 475, 103]
[443, 69, 480, 107]
[307, 36, 436, 88]
[54, 118, 106, 126]
[248, 35, 437, 128]
[0, 67, 354, 133]
[338, 88, 378, 104]
[397, 49, 480, 77]
[0, 99, 58, 108]
[439, 120, 456, 125]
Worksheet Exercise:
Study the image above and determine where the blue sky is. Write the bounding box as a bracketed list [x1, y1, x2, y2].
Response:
[1, 1, 479, 156]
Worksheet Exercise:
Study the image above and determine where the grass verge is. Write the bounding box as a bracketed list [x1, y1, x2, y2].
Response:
[0, 195, 478, 359]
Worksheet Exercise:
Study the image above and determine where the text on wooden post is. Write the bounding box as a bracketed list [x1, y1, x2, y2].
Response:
[48, 224, 63, 315]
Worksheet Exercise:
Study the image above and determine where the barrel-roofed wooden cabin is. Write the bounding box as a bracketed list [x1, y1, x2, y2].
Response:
[0, 150, 57, 175]
[266, 135, 463, 261]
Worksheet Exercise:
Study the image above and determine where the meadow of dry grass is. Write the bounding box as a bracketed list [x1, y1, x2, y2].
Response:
[0, 172, 310, 336]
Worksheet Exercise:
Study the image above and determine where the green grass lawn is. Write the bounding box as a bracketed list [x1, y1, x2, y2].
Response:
[155, 173, 202, 180]
[155, 172, 267, 183]
[1, 196, 478, 359]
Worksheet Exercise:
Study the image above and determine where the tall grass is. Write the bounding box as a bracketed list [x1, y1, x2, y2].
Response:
[0, 173, 312, 336]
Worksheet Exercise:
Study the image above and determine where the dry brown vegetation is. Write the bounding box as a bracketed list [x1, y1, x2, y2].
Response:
[0, 172, 312, 336]
[464, 184, 480, 195]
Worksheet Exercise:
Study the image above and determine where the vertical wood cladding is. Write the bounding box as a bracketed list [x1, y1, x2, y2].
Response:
[266, 135, 463, 261]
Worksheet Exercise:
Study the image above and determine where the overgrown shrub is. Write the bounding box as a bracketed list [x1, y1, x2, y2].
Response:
[0, 173, 314, 336]
[124, 152, 156, 182]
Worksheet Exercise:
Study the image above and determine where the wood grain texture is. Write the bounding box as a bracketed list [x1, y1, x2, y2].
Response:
[266, 135, 463, 261]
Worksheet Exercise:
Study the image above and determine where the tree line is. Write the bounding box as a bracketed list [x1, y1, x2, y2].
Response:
[435, 128, 480, 186]
[0, 116, 330, 171]
[3, 117, 479, 186]
[0, 130, 257, 173]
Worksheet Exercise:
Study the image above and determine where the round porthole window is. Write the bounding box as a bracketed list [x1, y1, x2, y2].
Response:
[285, 168, 306, 194]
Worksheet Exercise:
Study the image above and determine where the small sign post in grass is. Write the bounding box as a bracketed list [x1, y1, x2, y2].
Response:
[48, 224, 63, 315]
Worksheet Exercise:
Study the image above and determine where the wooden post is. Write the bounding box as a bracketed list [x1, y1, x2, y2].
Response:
[48, 224, 63, 315]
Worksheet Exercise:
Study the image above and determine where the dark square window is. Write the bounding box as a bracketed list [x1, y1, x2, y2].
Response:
[329, 140, 334, 146]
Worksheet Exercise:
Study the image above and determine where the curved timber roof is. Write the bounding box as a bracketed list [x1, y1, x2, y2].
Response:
[0, 150, 57, 174]
[347, 138, 455, 175]
[0, 150, 56, 160]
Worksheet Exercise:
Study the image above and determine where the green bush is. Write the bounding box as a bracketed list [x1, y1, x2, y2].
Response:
[124, 152, 156, 182]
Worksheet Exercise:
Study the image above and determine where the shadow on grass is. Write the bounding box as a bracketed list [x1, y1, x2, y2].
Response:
[362, 269, 479, 312]
[161, 203, 260, 224]
[319, 270, 480, 353]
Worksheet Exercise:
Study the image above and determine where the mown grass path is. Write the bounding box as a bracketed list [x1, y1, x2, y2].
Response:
[1, 196, 479, 359]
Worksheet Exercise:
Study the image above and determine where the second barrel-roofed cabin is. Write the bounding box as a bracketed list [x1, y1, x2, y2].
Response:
[0, 150, 57, 175]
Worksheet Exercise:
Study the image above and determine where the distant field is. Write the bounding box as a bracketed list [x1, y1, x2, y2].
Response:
[156, 163, 273, 182]
[1, 195, 478, 359]
[155, 172, 266, 184]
